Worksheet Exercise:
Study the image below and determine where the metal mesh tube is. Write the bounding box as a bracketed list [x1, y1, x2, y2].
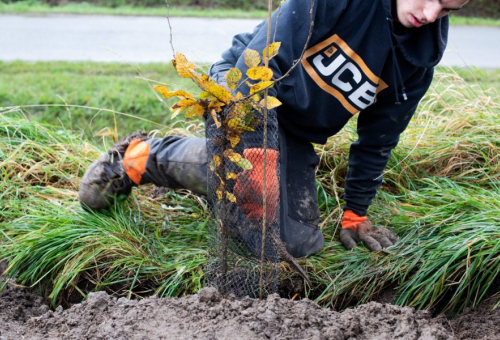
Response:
[204, 106, 280, 298]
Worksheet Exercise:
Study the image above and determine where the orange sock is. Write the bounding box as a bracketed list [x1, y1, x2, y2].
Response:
[342, 210, 367, 232]
[123, 139, 150, 185]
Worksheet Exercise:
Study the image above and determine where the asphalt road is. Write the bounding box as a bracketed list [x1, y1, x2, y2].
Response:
[0, 14, 499, 68]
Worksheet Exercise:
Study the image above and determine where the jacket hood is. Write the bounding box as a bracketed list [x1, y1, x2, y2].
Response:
[382, 0, 449, 68]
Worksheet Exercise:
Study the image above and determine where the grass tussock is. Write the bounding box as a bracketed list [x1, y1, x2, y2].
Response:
[1, 68, 500, 313]
[0, 114, 208, 305]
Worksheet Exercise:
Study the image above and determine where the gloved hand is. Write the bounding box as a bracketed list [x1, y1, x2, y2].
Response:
[340, 210, 398, 251]
[234, 148, 279, 223]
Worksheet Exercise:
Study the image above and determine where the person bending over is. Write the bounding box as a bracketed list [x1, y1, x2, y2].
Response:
[79, 0, 469, 257]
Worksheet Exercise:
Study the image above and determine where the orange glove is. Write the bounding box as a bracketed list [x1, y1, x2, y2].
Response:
[341, 210, 368, 231]
[234, 148, 279, 223]
[340, 210, 398, 251]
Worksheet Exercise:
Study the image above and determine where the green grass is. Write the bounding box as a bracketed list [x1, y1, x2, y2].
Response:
[448, 15, 500, 27]
[0, 1, 499, 25]
[0, 61, 204, 139]
[1, 63, 500, 313]
[1, 61, 499, 140]
[0, 116, 208, 304]
[310, 69, 500, 312]
[0, 1, 269, 18]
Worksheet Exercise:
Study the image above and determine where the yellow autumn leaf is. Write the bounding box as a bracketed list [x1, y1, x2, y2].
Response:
[215, 173, 225, 185]
[223, 149, 241, 162]
[227, 117, 243, 129]
[184, 103, 205, 118]
[173, 52, 197, 78]
[236, 158, 253, 170]
[153, 85, 171, 98]
[228, 102, 251, 119]
[208, 100, 225, 113]
[210, 109, 221, 128]
[247, 80, 274, 95]
[226, 172, 238, 180]
[223, 150, 253, 170]
[225, 68, 242, 90]
[250, 93, 262, 103]
[200, 91, 217, 101]
[226, 192, 237, 203]
[207, 82, 232, 104]
[260, 96, 282, 110]
[194, 73, 211, 92]
[235, 92, 244, 100]
[214, 154, 221, 167]
[263, 42, 281, 60]
[228, 134, 240, 148]
[170, 98, 195, 118]
[247, 66, 273, 81]
[153, 85, 195, 100]
[216, 189, 223, 200]
[227, 118, 254, 132]
[171, 98, 196, 109]
[244, 49, 261, 68]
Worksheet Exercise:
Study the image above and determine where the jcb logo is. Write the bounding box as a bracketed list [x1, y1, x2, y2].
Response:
[302, 34, 388, 114]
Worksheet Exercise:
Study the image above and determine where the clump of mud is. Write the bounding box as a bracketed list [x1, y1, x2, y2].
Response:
[1, 285, 455, 340]
[0, 279, 50, 339]
[0, 260, 6, 276]
[447, 297, 500, 340]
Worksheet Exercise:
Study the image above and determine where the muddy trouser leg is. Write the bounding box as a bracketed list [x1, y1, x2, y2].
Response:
[141, 136, 208, 195]
[138, 129, 323, 258]
[278, 127, 324, 258]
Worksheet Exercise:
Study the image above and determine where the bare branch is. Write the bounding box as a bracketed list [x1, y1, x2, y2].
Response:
[259, 0, 274, 302]
[165, 0, 176, 59]
[275, 0, 314, 82]
[237, 0, 315, 103]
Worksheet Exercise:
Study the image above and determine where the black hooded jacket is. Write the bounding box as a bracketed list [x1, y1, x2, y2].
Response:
[211, 0, 449, 216]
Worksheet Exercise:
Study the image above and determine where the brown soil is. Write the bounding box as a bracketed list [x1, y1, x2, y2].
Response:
[0, 282, 453, 340]
[446, 297, 500, 340]
[0, 267, 498, 340]
[0, 260, 5, 275]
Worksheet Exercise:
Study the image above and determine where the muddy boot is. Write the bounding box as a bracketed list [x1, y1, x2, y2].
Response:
[79, 132, 149, 211]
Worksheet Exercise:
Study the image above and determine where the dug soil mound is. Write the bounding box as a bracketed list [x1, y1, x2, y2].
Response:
[447, 296, 500, 340]
[0, 278, 51, 339]
[1, 284, 456, 340]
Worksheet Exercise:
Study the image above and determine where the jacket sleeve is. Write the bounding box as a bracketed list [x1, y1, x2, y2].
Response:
[214, 0, 349, 149]
[343, 67, 434, 216]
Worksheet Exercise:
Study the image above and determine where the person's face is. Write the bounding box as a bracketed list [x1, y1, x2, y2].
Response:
[396, 0, 470, 28]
